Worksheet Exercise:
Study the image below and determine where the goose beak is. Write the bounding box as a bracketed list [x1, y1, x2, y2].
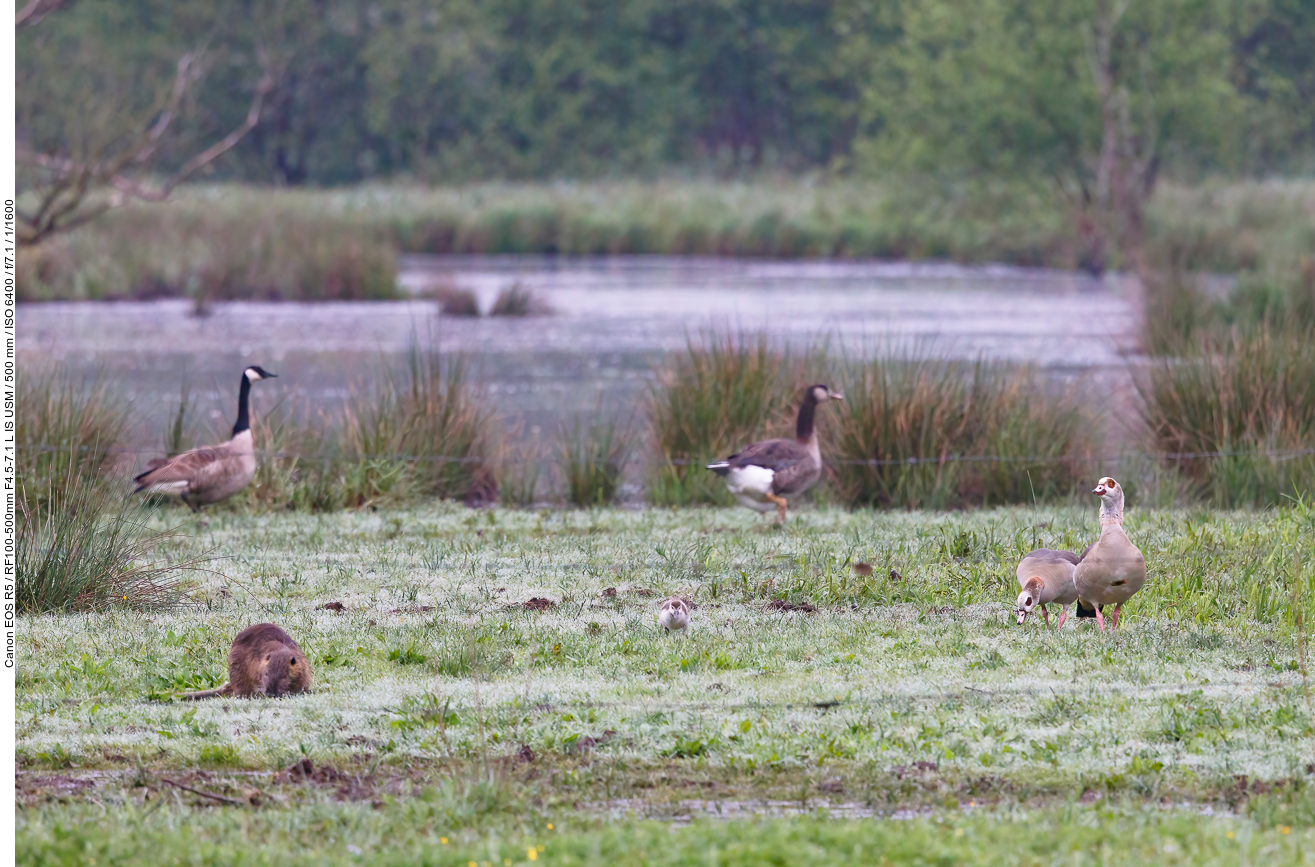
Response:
[1016, 609, 1028, 625]
[1092, 485, 1106, 496]
[830, 391, 845, 401]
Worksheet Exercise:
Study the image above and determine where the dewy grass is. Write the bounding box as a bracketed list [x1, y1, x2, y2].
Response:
[14, 504, 1315, 861]
[831, 356, 1094, 509]
[1137, 327, 1315, 507]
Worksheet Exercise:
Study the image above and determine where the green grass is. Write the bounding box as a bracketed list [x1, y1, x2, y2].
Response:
[18, 800, 1315, 866]
[16, 502, 1315, 863]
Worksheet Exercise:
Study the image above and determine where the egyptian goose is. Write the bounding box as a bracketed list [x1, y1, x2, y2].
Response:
[1073, 477, 1147, 631]
[134, 366, 277, 511]
[1015, 548, 1080, 627]
[706, 384, 844, 523]
[658, 597, 690, 632]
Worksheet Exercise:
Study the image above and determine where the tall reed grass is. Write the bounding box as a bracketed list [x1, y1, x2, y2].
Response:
[830, 357, 1094, 509]
[646, 333, 813, 506]
[556, 412, 633, 506]
[1137, 327, 1315, 507]
[16, 375, 189, 612]
[200, 349, 494, 511]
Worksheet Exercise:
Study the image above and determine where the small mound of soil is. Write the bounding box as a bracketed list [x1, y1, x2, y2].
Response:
[322, 601, 346, 612]
[767, 599, 815, 613]
[521, 597, 556, 611]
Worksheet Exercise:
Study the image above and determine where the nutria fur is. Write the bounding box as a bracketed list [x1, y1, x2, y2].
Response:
[180, 623, 312, 700]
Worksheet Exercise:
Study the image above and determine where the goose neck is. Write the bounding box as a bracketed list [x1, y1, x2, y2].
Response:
[795, 392, 819, 442]
[1098, 503, 1124, 532]
[232, 375, 252, 437]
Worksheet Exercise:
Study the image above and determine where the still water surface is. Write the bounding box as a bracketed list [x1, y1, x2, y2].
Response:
[19, 256, 1140, 440]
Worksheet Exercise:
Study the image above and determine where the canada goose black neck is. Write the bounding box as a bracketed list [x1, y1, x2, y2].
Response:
[233, 375, 252, 437]
[795, 390, 820, 443]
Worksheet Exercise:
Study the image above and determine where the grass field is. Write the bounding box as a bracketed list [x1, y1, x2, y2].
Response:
[16, 502, 1315, 865]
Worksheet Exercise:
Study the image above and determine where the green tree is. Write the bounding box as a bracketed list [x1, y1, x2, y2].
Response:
[855, 0, 1247, 270]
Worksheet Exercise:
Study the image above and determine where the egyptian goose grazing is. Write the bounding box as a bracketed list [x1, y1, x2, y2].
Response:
[658, 597, 690, 632]
[706, 384, 844, 523]
[1014, 548, 1080, 627]
[1073, 477, 1147, 632]
[134, 366, 277, 511]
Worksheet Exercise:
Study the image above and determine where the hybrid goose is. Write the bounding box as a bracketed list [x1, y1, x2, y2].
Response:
[1073, 477, 1147, 632]
[134, 366, 277, 511]
[1015, 548, 1080, 627]
[707, 384, 843, 523]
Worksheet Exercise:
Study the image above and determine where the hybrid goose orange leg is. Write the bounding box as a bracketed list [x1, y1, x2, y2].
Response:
[765, 493, 788, 524]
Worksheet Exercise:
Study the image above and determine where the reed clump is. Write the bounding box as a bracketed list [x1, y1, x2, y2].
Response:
[830, 357, 1094, 509]
[646, 332, 809, 506]
[1137, 327, 1315, 507]
[296, 351, 493, 510]
[489, 282, 550, 317]
[557, 412, 633, 506]
[16, 374, 189, 612]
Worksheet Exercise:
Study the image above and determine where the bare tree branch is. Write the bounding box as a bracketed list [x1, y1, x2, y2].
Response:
[16, 0, 62, 30]
[17, 54, 276, 245]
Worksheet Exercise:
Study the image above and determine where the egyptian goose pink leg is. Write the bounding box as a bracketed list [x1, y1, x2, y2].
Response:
[1093, 605, 1106, 633]
[1055, 606, 1069, 629]
[1110, 604, 1121, 630]
[1040, 604, 1050, 627]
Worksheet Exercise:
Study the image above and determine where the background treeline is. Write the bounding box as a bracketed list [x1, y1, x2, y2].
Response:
[18, 0, 1315, 186]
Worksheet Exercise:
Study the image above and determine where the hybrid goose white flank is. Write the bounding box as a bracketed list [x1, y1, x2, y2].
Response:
[707, 384, 843, 523]
[1015, 548, 1080, 627]
[1073, 477, 1147, 632]
[658, 597, 690, 632]
[134, 366, 277, 511]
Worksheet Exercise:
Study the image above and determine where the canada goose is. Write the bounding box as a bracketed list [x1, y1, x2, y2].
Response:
[1073, 477, 1147, 632]
[134, 365, 277, 511]
[658, 597, 690, 632]
[1014, 548, 1080, 627]
[706, 384, 844, 523]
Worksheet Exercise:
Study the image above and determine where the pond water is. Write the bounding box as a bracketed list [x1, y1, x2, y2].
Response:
[19, 255, 1141, 441]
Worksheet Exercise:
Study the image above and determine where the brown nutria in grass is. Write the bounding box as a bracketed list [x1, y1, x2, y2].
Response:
[180, 623, 312, 700]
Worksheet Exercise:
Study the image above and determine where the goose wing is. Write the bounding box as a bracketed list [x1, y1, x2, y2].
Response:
[724, 438, 808, 474]
[133, 445, 231, 491]
[1022, 548, 1080, 565]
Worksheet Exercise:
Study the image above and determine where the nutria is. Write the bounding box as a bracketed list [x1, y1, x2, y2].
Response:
[180, 623, 312, 700]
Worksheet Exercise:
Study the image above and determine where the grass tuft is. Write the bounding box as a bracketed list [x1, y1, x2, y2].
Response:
[831, 356, 1094, 509]
[1137, 327, 1315, 506]
[557, 411, 633, 506]
[16, 374, 190, 612]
